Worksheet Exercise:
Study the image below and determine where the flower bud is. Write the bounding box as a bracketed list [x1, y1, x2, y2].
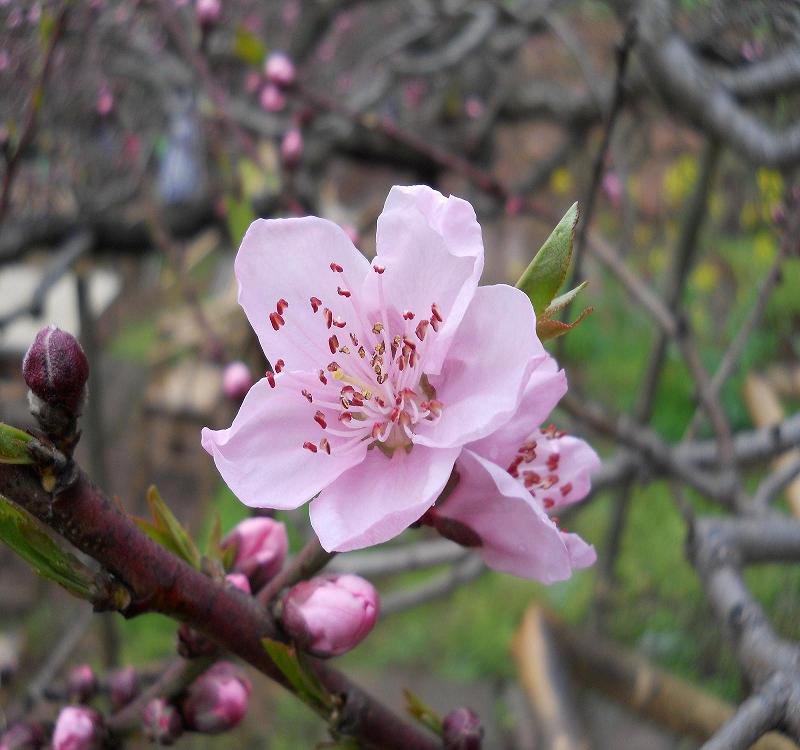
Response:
[182, 662, 250, 734]
[280, 128, 303, 170]
[281, 574, 379, 658]
[222, 361, 253, 400]
[264, 52, 296, 88]
[195, 0, 221, 26]
[67, 664, 98, 703]
[442, 708, 483, 750]
[221, 517, 288, 588]
[22, 326, 89, 413]
[225, 572, 251, 595]
[142, 698, 183, 746]
[95, 84, 114, 117]
[177, 623, 216, 659]
[259, 84, 286, 113]
[109, 666, 139, 710]
[0, 723, 45, 750]
[51, 707, 104, 750]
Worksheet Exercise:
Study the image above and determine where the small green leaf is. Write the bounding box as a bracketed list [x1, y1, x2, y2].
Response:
[0, 495, 95, 599]
[234, 27, 267, 66]
[0, 423, 34, 465]
[262, 638, 331, 711]
[223, 194, 256, 244]
[544, 280, 588, 316]
[403, 688, 443, 735]
[134, 486, 201, 568]
[536, 307, 593, 342]
[516, 202, 579, 314]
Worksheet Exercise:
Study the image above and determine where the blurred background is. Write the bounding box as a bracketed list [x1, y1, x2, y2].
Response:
[1, 0, 799, 747]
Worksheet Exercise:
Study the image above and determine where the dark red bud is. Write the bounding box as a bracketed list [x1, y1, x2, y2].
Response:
[442, 707, 484, 750]
[109, 666, 139, 710]
[142, 698, 183, 745]
[22, 326, 89, 413]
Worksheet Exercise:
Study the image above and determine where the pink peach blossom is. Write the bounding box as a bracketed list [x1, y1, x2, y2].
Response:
[433, 357, 599, 582]
[202, 185, 550, 552]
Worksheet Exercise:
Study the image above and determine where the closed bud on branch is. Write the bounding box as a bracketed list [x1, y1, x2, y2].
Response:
[222, 517, 288, 588]
[109, 666, 139, 710]
[195, 0, 221, 27]
[442, 708, 483, 750]
[225, 572, 251, 595]
[259, 84, 286, 113]
[182, 662, 251, 734]
[142, 698, 183, 746]
[280, 128, 303, 170]
[281, 574, 379, 658]
[222, 361, 253, 401]
[264, 52, 296, 88]
[0, 722, 45, 750]
[23, 326, 89, 414]
[51, 707, 104, 750]
[67, 664, 98, 703]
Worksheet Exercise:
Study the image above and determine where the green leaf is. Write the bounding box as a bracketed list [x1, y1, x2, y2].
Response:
[234, 27, 267, 66]
[544, 280, 588, 316]
[0, 423, 34, 465]
[223, 194, 256, 244]
[134, 486, 201, 569]
[515, 202, 579, 314]
[403, 688, 443, 735]
[0, 495, 96, 599]
[262, 638, 331, 711]
[536, 306, 593, 342]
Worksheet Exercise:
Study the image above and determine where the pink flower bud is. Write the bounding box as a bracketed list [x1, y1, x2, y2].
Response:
[67, 664, 97, 703]
[222, 517, 288, 588]
[443, 707, 483, 750]
[51, 707, 104, 750]
[464, 96, 484, 119]
[182, 662, 250, 734]
[109, 666, 139, 710]
[264, 52, 295, 88]
[222, 361, 253, 400]
[602, 171, 623, 209]
[225, 572, 251, 595]
[281, 574, 379, 657]
[0, 723, 45, 750]
[195, 0, 221, 26]
[142, 698, 183, 746]
[22, 326, 89, 413]
[259, 84, 286, 113]
[244, 70, 261, 95]
[280, 128, 303, 169]
[95, 85, 114, 117]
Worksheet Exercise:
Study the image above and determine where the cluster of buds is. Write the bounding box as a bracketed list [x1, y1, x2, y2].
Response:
[257, 51, 296, 113]
[280, 574, 379, 658]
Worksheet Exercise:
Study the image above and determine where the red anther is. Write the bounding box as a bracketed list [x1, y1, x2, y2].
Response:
[303, 441, 318, 453]
[339, 412, 353, 423]
[350, 393, 364, 406]
[341, 385, 355, 395]
[375, 396, 386, 408]
[337, 286, 351, 298]
[274, 359, 285, 373]
[314, 410, 327, 428]
[431, 303, 443, 322]
[409, 350, 417, 368]
[277, 298, 289, 314]
[319, 437, 331, 454]
[318, 370, 328, 385]
[350, 333, 359, 346]
[390, 407, 401, 422]
[324, 308, 333, 329]
[326, 361, 340, 372]
[371, 422, 384, 439]
[332, 317, 346, 328]
[269, 312, 285, 330]
[560, 482, 573, 496]
[522, 471, 542, 488]
[328, 335, 339, 354]
[330, 262, 344, 272]
[507, 456, 523, 478]
[429, 315, 440, 332]
[415, 320, 429, 341]
[551, 516, 560, 527]
[403, 310, 415, 320]
[540, 475, 557, 490]
[547, 454, 561, 471]
[266, 371, 276, 388]
[544, 498, 555, 509]
[426, 399, 442, 417]
[310, 296, 322, 312]
[373, 265, 385, 274]
[301, 389, 313, 402]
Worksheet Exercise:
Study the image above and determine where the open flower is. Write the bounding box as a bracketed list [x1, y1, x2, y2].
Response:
[432, 356, 600, 582]
[202, 185, 551, 551]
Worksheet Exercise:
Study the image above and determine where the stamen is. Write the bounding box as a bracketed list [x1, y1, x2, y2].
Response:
[319, 437, 331, 454]
[339, 412, 353, 423]
[560, 482, 573, 496]
[544, 498, 555, 509]
[338, 346, 351, 354]
[314, 410, 327, 428]
[415, 320, 429, 341]
[328, 335, 339, 354]
[274, 359, 285, 373]
[403, 311, 415, 320]
[301, 389, 313, 402]
[310, 296, 322, 312]
[358, 346, 366, 359]
[350, 333, 359, 346]
[323, 308, 333, 329]
[327, 361, 340, 372]
[318, 370, 328, 385]
[269, 312, 285, 330]
[332, 317, 346, 328]
[330, 262, 344, 273]
[431, 303, 443, 322]
[303, 441, 318, 453]
[372, 322, 384, 334]
[266, 371, 276, 388]
[337, 286, 351, 298]
[277, 298, 289, 314]
[372, 265, 385, 274]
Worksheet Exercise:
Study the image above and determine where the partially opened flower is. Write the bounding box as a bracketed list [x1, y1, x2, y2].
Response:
[432, 357, 600, 582]
[202, 185, 551, 552]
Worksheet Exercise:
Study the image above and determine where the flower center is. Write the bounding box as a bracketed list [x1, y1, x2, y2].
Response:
[267, 260, 445, 457]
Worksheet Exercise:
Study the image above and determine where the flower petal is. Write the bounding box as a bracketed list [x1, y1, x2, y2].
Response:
[562, 532, 597, 569]
[310, 445, 460, 552]
[438, 449, 575, 583]
[413, 284, 545, 449]
[202, 378, 367, 509]
[365, 185, 484, 374]
[235, 217, 370, 371]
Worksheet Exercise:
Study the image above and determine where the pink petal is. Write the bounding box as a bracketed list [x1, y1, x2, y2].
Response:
[235, 217, 370, 371]
[438, 449, 575, 583]
[413, 284, 545, 449]
[541, 435, 600, 507]
[562, 532, 597, 569]
[365, 185, 484, 374]
[467, 356, 567, 467]
[202, 378, 367, 509]
[310, 444, 460, 552]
